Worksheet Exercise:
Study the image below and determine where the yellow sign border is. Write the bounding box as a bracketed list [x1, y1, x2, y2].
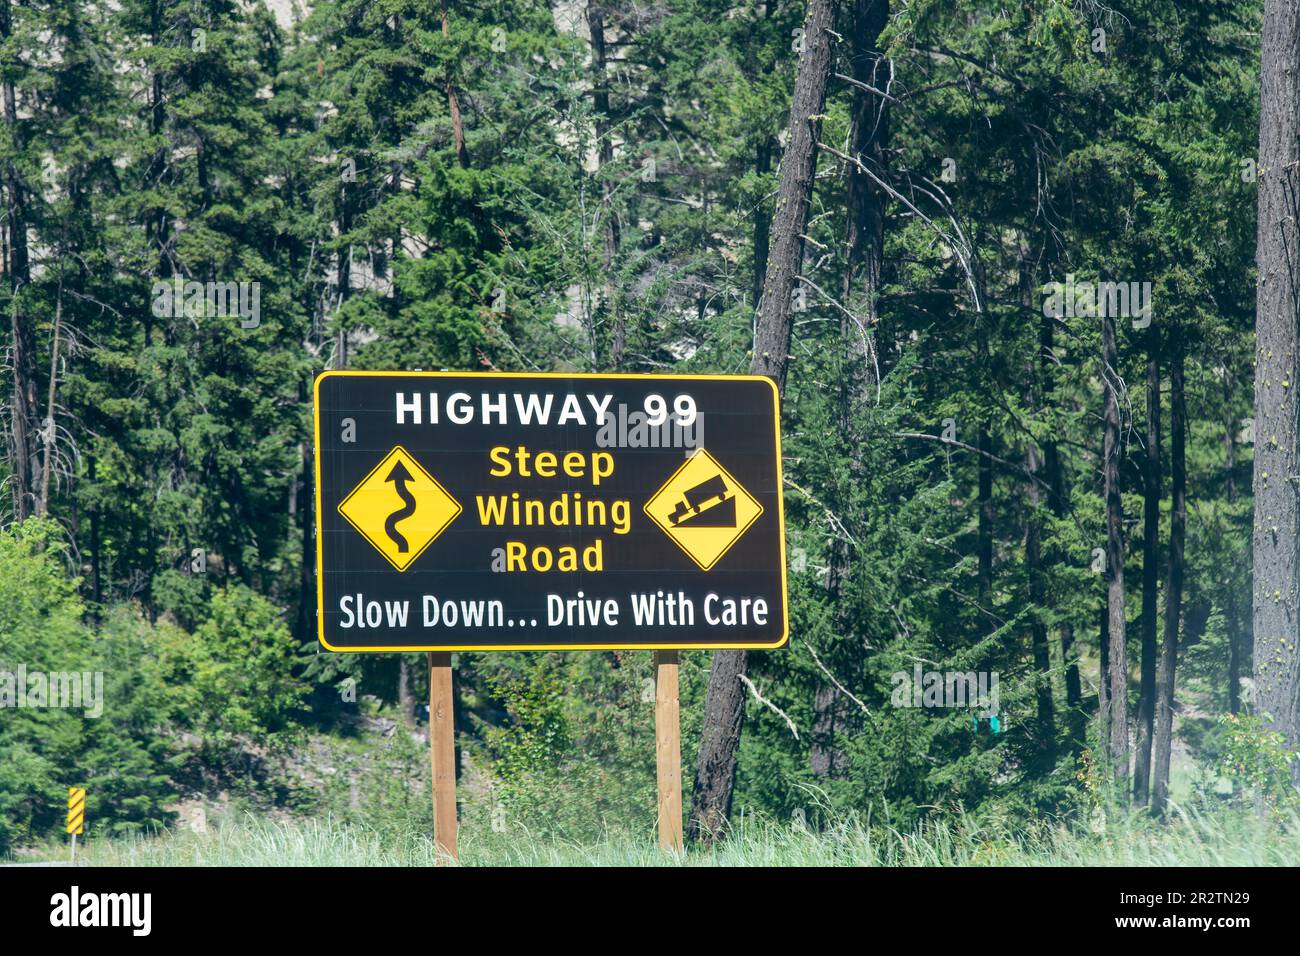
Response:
[643, 448, 764, 571]
[336, 445, 462, 572]
[314, 370, 788, 652]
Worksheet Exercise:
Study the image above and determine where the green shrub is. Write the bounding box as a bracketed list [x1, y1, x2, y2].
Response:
[0, 520, 177, 853]
[1210, 713, 1299, 813]
[0, 520, 312, 854]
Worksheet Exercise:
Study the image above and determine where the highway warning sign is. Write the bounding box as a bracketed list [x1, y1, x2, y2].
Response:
[314, 371, 787, 651]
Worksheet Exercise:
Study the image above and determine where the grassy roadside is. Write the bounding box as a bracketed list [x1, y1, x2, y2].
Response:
[12, 805, 1298, 867]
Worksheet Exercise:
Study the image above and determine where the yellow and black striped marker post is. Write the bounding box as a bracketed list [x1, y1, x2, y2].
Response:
[67, 787, 85, 861]
[67, 787, 85, 833]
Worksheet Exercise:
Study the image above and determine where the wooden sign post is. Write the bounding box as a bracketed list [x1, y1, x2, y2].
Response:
[429, 652, 458, 862]
[654, 650, 683, 851]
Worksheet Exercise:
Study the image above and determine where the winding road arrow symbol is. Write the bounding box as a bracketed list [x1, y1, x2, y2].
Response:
[384, 459, 417, 553]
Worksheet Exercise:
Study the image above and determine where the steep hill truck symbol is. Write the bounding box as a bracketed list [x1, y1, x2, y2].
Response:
[644, 448, 763, 570]
[337, 446, 461, 571]
[668, 474, 736, 528]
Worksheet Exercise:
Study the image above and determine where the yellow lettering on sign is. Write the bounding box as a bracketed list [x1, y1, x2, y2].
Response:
[504, 539, 604, 572]
[487, 446, 615, 486]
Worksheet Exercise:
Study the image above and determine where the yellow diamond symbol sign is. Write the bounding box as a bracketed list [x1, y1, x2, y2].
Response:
[337, 446, 461, 572]
[644, 448, 763, 571]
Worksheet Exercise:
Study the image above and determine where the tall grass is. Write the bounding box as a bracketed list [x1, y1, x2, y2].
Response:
[35, 803, 1300, 867]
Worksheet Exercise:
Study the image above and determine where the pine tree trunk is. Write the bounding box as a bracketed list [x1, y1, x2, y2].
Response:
[298, 434, 315, 645]
[1061, 621, 1084, 748]
[398, 656, 417, 728]
[977, 426, 993, 597]
[809, 684, 843, 777]
[1151, 344, 1186, 814]
[441, 0, 469, 170]
[336, 201, 351, 368]
[1225, 412, 1241, 716]
[836, 0, 887, 398]
[1133, 331, 1161, 805]
[1099, 603, 1111, 751]
[88, 456, 101, 609]
[1251, 0, 1300, 759]
[587, 4, 623, 368]
[36, 281, 62, 516]
[1021, 250, 1054, 753]
[1025, 443, 1056, 751]
[746, 0, 835, 389]
[2, 0, 36, 521]
[1038, 310, 1085, 752]
[752, 138, 772, 311]
[1102, 313, 1129, 795]
[6, 289, 36, 520]
[689, 0, 837, 845]
[810, 0, 887, 781]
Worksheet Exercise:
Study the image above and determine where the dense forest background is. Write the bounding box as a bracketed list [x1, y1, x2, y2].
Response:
[2, 0, 1297, 855]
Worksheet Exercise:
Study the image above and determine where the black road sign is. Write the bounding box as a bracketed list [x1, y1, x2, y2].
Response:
[314, 371, 787, 651]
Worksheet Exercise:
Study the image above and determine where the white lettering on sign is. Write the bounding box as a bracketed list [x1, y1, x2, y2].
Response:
[547, 592, 619, 627]
[339, 593, 410, 628]
[394, 391, 617, 427]
[423, 596, 506, 628]
[704, 593, 768, 626]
